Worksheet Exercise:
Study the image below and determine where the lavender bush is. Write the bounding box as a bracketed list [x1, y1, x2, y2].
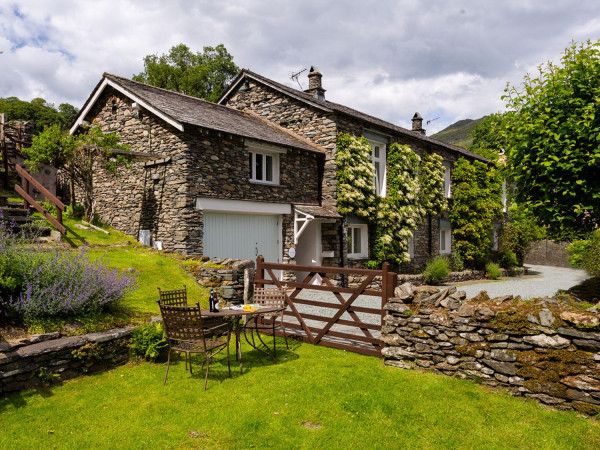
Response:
[0, 209, 137, 319]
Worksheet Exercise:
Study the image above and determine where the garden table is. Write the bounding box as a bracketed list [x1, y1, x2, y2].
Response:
[202, 306, 285, 374]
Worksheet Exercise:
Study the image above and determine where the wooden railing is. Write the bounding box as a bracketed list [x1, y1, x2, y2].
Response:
[14, 165, 66, 235]
[255, 256, 398, 357]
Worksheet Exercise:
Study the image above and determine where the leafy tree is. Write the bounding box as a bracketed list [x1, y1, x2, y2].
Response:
[133, 43, 239, 102]
[467, 113, 509, 162]
[449, 158, 503, 267]
[0, 97, 79, 134]
[503, 40, 600, 239]
[22, 126, 129, 219]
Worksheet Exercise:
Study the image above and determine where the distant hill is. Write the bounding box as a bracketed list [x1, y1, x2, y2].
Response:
[431, 117, 485, 148]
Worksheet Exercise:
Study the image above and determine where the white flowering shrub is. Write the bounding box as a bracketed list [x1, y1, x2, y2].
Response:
[335, 133, 377, 219]
[419, 152, 447, 216]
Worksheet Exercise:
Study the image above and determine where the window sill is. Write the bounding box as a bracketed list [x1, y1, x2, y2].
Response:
[249, 180, 286, 187]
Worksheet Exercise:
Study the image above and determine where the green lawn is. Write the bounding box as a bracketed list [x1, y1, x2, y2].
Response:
[1, 341, 598, 449]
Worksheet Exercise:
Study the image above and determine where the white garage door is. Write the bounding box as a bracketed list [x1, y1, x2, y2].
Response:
[203, 212, 280, 263]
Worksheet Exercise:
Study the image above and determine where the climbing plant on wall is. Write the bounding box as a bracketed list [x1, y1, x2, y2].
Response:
[335, 133, 377, 220]
[336, 133, 446, 268]
[370, 143, 423, 266]
[419, 152, 447, 216]
[449, 158, 503, 267]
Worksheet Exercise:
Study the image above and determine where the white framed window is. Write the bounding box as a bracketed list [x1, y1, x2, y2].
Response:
[248, 149, 280, 185]
[369, 139, 387, 197]
[439, 219, 452, 254]
[347, 223, 368, 259]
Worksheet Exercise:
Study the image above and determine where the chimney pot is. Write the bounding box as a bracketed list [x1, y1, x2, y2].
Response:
[412, 112, 426, 135]
[305, 66, 326, 100]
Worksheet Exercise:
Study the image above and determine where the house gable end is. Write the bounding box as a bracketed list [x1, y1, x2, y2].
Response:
[70, 78, 184, 135]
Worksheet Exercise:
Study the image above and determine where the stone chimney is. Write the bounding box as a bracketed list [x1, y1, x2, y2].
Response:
[412, 112, 426, 135]
[305, 66, 326, 100]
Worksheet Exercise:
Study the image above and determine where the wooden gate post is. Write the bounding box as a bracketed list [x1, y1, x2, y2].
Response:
[381, 262, 389, 323]
[256, 255, 265, 288]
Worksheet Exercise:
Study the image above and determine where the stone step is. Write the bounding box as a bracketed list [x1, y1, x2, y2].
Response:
[0, 206, 28, 216]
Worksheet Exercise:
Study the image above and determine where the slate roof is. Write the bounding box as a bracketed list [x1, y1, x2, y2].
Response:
[294, 204, 342, 219]
[76, 73, 324, 154]
[220, 69, 488, 162]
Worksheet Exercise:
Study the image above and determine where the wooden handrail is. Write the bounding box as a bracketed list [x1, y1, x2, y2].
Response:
[15, 165, 65, 210]
[14, 165, 66, 235]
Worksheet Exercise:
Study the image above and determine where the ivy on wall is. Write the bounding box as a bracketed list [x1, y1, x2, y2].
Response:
[335, 133, 377, 220]
[449, 158, 503, 266]
[335, 133, 446, 268]
[419, 152, 447, 216]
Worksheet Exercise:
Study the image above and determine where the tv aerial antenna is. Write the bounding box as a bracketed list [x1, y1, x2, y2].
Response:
[290, 68, 307, 90]
[426, 117, 440, 126]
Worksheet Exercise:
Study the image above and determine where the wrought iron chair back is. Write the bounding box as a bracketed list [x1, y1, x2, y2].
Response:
[253, 286, 287, 310]
[157, 285, 188, 306]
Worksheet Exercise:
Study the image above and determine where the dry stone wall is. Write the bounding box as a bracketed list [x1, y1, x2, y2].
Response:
[184, 257, 254, 303]
[0, 327, 132, 395]
[382, 284, 600, 415]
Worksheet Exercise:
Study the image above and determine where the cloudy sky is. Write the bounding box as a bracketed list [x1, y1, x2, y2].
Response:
[1, 0, 600, 134]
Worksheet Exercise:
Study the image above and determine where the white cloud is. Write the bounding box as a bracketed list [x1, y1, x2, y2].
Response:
[0, 0, 600, 134]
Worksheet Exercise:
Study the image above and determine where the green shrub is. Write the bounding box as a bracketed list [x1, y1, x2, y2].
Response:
[449, 251, 464, 272]
[66, 204, 84, 219]
[486, 262, 502, 280]
[423, 256, 450, 284]
[130, 322, 168, 361]
[579, 230, 600, 277]
[567, 238, 592, 268]
[498, 250, 519, 270]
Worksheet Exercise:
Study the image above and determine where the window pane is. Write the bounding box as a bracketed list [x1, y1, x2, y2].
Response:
[256, 153, 263, 180]
[374, 146, 380, 158]
[249, 152, 253, 178]
[440, 230, 446, 251]
[265, 155, 273, 182]
[354, 227, 361, 254]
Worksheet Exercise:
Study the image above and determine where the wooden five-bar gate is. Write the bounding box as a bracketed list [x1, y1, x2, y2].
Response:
[254, 256, 397, 357]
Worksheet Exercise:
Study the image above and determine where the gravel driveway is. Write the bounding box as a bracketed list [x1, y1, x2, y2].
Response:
[449, 264, 589, 299]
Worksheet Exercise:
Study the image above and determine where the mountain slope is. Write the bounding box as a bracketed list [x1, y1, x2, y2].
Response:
[431, 117, 484, 148]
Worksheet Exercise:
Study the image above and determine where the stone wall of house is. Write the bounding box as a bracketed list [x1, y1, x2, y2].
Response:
[525, 240, 571, 268]
[83, 88, 201, 254]
[82, 86, 322, 255]
[382, 284, 600, 415]
[0, 327, 132, 395]
[184, 257, 255, 303]
[225, 82, 339, 206]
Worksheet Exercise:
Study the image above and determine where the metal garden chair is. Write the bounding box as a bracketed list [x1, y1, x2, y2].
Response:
[244, 286, 289, 358]
[158, 301, 231, 390]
